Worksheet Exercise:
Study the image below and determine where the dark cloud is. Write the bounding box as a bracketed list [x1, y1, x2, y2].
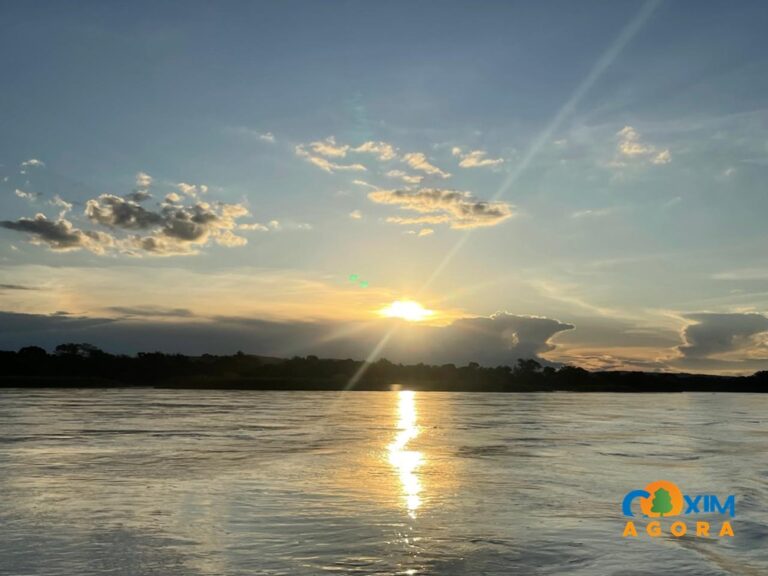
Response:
[0, 284, 38, 291]
[0, 311, 572, 366]
[125, 190, 152, 202]
[0, 214, 115, 253]
[104, 306, 195, 318]
[368, 188, 514, 229]
[4, 190, 252, 256]
[0, 311, 115, 338]
[677, 312, 768, 358]
[85, 194, 165, 229]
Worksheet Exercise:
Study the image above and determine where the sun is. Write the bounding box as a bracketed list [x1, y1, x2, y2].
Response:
[380, 300, 434, 322]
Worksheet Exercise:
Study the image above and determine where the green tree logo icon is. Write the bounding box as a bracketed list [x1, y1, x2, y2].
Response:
[650, 487, 673, 517]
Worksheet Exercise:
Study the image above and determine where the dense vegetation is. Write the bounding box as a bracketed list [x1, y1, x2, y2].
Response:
[1, 343, 766, 392]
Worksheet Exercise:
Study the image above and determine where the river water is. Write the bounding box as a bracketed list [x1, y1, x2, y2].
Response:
[0, 389, 766, 575]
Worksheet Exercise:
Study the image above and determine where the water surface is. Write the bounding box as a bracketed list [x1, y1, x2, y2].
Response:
[0, 389, 766, 575]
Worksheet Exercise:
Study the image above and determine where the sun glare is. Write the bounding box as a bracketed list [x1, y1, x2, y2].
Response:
[380, 300, 434, 322]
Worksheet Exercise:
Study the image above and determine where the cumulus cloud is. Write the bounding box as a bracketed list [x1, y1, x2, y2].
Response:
[451, 147, 504, 168]
[677, 313, 768, 359]
[369, 188, 514, 229]
[3, 175, 265, 256]
[295, 144, 366, 173]
[402, 152, 451, 178]
[259, 131, 275, 143]
[135, 171, 153, 189]
[616, 126, 671, 165]
[0, 214, 115, 253]
[349, 209, 363, 220]
[125, 172, 154, 202]
[85, 194, 165, 230]
[0, 310, 574, 367]
[176, 182, 208, 198]
[126, 190, 151, 202]
[385, 169, 423, 185]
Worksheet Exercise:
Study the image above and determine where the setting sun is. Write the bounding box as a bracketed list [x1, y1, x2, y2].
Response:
[380, 300, 434, 322]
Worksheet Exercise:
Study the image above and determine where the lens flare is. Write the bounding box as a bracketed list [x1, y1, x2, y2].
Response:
[380, 300, 434, 322]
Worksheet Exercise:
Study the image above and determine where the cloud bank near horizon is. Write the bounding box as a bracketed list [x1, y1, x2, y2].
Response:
[2, 308, 768, 374]
[0, 310, 573, 367]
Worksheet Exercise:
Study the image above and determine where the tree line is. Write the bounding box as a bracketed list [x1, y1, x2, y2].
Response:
[1, 343, 766, 392]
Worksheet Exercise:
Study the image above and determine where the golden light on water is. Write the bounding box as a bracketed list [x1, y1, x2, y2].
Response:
[380, 300, 434, 322]
[388, 390, 423, 517]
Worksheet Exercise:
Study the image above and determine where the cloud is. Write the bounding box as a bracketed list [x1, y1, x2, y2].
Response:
[295, 145, 366, 173]
[226, 126, 277, 143]
[0, 214, 115, 253]
[135, 171, 152, 189]
[85, 194, 165, 230]
[20, 158, 45, 169]
[4, 177, 259, 256]
[369, 188, 514, 229]
[385, 170, 423, 185]
[571, 208, 613, 219]
[126, 190, 152, 202]
[349, 209, 363, 220]
[0, 310, 573, 367]
[176, 182, 208, 198]
[352, 141, 397, 161]
[0, 284, 38, 291]
[677, 313, 768, 359]
[308, 136, 349, 158]
[104, 306, 195, 318]
[405, 228, 434, 237]
[238, 222, 270, 232]
[616, 126, 671, 165]
[15, 189, 39, 201]
[49, 195, 73, 217]
[401, 153, 451, 178]
[451, 147, 504, 168]
[352, 179, 378, 189]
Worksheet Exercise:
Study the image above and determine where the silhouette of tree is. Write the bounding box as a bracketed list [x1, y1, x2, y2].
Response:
[18, 346, 47, 360]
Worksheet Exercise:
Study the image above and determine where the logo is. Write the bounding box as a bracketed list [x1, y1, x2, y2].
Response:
[621, 480, 735, 538]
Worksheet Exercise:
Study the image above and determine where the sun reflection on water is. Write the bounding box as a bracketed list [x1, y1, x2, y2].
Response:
[388, 390, 423, 518]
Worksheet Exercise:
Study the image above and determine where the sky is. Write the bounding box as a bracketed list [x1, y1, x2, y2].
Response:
[2, 0, 768, 374]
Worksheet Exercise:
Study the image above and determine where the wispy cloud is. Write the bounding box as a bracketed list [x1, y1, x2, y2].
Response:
[401, 153, 451, 178]
[15, 189, 39, 201]
[615, 126, 671, 165]
[353, 141, 397, 161]
[451, 147, 504, 168]
[385, 169, 423, 185]
[295, 144, 366, 173]
[20, 158, 45, 169]
[571, 208, 613, 218]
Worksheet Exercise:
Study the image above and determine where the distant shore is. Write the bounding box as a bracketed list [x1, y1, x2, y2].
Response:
[2, 345, 766, 393]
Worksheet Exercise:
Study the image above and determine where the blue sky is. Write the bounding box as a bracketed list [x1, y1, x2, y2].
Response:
[2, 0, 768, 373]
